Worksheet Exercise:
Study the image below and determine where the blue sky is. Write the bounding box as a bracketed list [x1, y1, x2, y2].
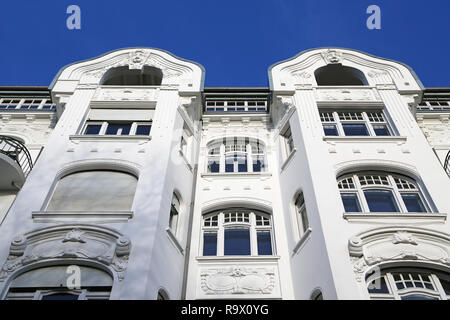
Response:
[0, 0, 449, 87]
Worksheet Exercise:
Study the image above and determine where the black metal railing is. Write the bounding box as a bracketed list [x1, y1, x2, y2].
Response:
[444, 150, 450, 177]
[0, 135, 33, 176]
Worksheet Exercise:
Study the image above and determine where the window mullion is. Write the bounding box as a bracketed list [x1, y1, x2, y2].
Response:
[217, 212, 224, 256]
[390, 175, 407, 212]
[386, 273, 400, 300]
[100, 122, 108, 135]
[431, 274, 447, 300]
[355, 175, 369, 212]
[335, 112, 344, 136]
[363, 112, 376, 136]
[219, 144, 225, 173]
[250, 212, 258, 256]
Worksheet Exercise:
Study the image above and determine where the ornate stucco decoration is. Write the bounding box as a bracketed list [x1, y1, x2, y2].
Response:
[200, 267, 275, 295]
[0, 225, 131, 282]
[314, 88, 381, 102]
[348, 227, 450, 282]
[92, 87, 159, 101]
[321, 49, 343, 64]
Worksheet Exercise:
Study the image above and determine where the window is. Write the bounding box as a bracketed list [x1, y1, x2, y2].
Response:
[367, 268, 450, 300]
[315, 64, 368, 86]
[180, 123, 193, 164]
[169, 193, 180, 235]
[157, 289, 169, 300]
[205, 100, 267, 112]
[46, 170, 138, 212]
[83, 121, 151, 136]
[281, 126, 295, 157]
[202, 209, 274, 256]
[338, 172, 430, 213]
[320, 109, 392, 137]
[0, 98, 55, 110]
[294, 192, 309, 238]
[100, 66, 163, 86]
[6, 266, 112, 300]
[206, 138, 267, 173]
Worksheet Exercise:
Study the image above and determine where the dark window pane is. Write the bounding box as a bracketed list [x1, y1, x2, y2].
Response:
[364, 190, 399, 212]
[208, 159, 220, 173]
[42, 293, 79, 300]
[237, 156, 247, 172]
[342, 124, 369, 136]
[373, 125, 391, 136]
[85, 125, 102, 135]
[257, 231, 272, 255]
[203, 232, 217, 256]
[253, 159, 263, 172]
[440, 279, 450, 295]
[401, 295, 438, 300]
[401, 194, 426, 212]
[341, 194, 361, 212]
[105, 123, 131, 135]
[136, 125, 151, 135]
[367, 276, 389, 294]
[323, 125, 339, 136]
[224, 228, 250, 255]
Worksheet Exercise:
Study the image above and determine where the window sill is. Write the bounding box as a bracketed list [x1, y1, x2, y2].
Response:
[201, 172, 272, 178]
[165, 227, 184, 255]
[292, 227, 312, 255]
[69, 135, 152, 142]
[323, 136, 407, 143]
[196, 255, 280, 263]
[31, 211, 133, 222]
[280, 148, 297, 172]
[343, 212, 447, 224]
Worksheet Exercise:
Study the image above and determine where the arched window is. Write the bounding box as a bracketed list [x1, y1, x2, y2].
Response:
[6, 265, 113, 300]
[46, 170, 138, 211]
[337, 172, 431, 213]
[315, 64, 368, 86]
[310, 289, 323, 300]
[202, 208, 274, 256]
[157, 289, 170, 300]
[367, 267, 450, 300]
[206, 137, 266, 173]
[100, 66, 163, 86]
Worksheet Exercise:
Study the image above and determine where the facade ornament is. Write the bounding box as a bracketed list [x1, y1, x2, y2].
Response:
[322, 49, 343, 64]
[292, 71, 311, 79]
[368, 70, 388, 78]
[392, 232, 418, 245]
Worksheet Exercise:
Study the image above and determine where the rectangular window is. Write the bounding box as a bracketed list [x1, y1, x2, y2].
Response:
[203, 232, 217, 256]
[364, 189, 399, 212]
[341, 193, 362, 212]
[401, 193, 426, 212]
[83, 121, 151, 136]
[257, 231, 273, 255]
[105, 123, 132, 135]
[208, 158, 220, 173]
[319, 109, 393, 137]
[136, 125, 151, 135]
[85, 124, 102, 135]
[224, 228, 251, 255]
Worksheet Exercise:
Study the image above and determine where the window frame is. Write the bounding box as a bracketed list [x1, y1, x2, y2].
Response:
[338, 172, 431, 214]
[320, 109, 394, 137]
[201, 209, 274, 257]
[293, 192, 309, 240]
[82, 120, 152, 136]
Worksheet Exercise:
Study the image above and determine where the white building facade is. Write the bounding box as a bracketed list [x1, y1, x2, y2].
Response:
[0, 47, 449, 300]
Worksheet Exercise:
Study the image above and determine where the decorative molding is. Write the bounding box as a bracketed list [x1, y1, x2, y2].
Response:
[321, 49, 343, 64]
[92, 87, 159, 102]
[0, 225, 131, 282]
[314, 88, 382, 103]
[200, 266, 275, 295]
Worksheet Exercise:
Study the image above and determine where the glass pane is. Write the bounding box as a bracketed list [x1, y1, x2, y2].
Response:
[208, 159, 220, 173]
[225, 156, 235, 173]
[85, 125, 101, 135]
[105, 123, 131, 135]
[41, 293, 79, 300]
[257, 231, 272, 255]
[341, 194, 362, 212]
[401, 194, 426, 212]
[253, 159, 264, 172]
[367, 276, 389, 294]
[373, 125, 390, 136]
[136, 125, 151, 135]
[323, 125, 339, 136]
[401, 294, 439, 300]
[224, 228, 250, 255]
[342, 124, 369, 136]
[237, 156, 247, 172]
[203, 232, 217, 256]
[364, 190, 399, 212]
[440, 278, 450, 295]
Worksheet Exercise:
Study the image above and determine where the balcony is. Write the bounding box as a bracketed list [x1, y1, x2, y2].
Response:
[0, 136, 33, 190]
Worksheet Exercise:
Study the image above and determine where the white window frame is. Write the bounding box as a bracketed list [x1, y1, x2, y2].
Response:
[294, 192, 309, 239]
[206, 138, 267, 174]
[367, 268, 450, 300]
[338, 172, 432, 213]
[169, 193, 181, 236]
[280, 126, 295, 158]
[201, 209, 274, 257]
[320, 109, 393, 137]
[83, 120, 152, 136]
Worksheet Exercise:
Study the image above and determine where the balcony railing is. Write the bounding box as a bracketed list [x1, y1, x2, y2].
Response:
[0, 135, 33, 176]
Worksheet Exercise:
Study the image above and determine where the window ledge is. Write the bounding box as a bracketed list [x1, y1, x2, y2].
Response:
[343, 212, 447, 224]
[281, 148, 297, 172]
[196, 255, 280, 263]
[323, 136, 407, 143]
[201, 172, 272, 178]
[165, 227, 184, 255]
[69, 135, 152, 142]
[31, 211, 133, 222]
[292, 227, 312, 255]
